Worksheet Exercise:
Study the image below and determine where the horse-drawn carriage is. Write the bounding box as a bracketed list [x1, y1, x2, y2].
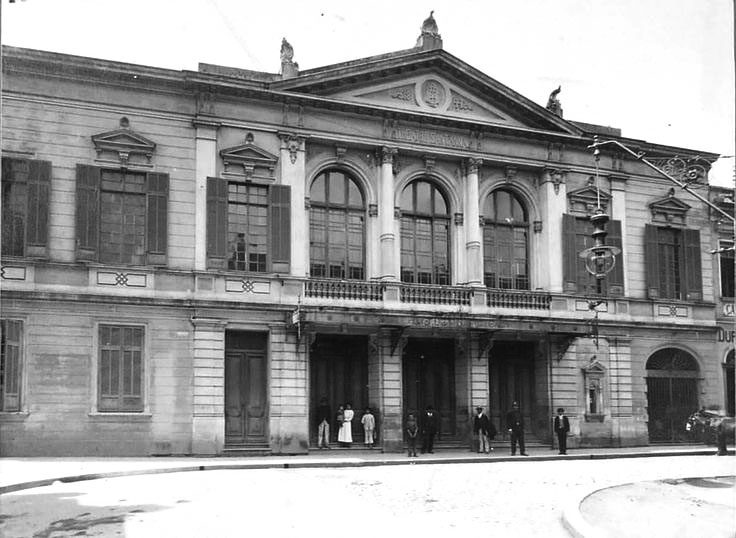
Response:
[686, 408, 735, 452]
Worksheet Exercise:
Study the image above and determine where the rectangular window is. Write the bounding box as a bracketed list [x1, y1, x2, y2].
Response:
[720, 240, 735, 298]
[657, 228, 682, 299]
[98, 324, 144, 412]
[227, 182, 268, 272]
[2, 157, 51, 258]
[574, 217, 608, 295]
[76, 165, 168, 266]
[1, 320, 23, 412]
[644, 225, 702, 301]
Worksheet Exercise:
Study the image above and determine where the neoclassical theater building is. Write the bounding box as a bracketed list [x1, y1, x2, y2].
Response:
[2, 14, 734, 455]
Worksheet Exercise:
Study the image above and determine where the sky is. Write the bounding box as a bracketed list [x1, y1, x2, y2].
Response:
[2, 0, 734, 187]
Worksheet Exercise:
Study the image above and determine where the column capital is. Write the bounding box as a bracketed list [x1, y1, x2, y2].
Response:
[465, 157, 483, 175]
[382, 146, 398, 164]
[539, 167, 569, 194]
[278, 132, 307, 164]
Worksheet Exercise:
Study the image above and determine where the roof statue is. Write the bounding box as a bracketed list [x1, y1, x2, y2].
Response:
[421, 11, 440, 37]
[416, 11, 443, 50]
[280, 38, 294, 63]
[280, 37, 299, 79]
[546, 85, 563, 117]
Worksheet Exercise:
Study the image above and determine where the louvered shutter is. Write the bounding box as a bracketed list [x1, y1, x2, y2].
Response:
[146, 172, 168, 266]
[644, 224, 660, 299]
[206, 177, 228, 269]
[24, 160, 51, 257]
[562, 213, 578, 293]
[682, 228, 703, 301]
[269, 184, 291, 273]
[75, 164, 100, 261]
[607, 219, 624, 296]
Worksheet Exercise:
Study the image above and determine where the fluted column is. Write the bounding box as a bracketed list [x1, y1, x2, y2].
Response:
[380, 147, 397, 281]
[465, 158, 483, 286]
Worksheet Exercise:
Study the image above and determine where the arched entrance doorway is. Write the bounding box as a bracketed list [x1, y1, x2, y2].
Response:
[725, 350, 735, 416]
[645, 348, 699, 442]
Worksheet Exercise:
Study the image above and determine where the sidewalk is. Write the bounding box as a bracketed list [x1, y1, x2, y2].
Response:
[1, 443, 730, 494]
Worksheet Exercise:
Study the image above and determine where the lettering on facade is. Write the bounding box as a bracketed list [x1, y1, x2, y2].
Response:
[387, 124, 475, 150]
[717, 326, 736, 343]
[723, 303, 734, 317]
[407, 317, 502, 330]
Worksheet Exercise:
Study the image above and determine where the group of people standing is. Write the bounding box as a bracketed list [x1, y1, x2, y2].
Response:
[405, 405, 440, 457]
[316, 398, 376, 449]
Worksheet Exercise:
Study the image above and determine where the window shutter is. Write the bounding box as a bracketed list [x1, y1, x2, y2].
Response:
[269, 184, 291, 273]
[75, 164, 100, 261]
[25, 160, 51, 257]
[206, 177, 228, 268]
[644, 224, 660, 299]
[1, 320, 22, 412]
[562, 213, 578, 293]
[146, 172, 168, 266]
[1, 157, 28, 257]
[607, 219, 624, 296]
[682, 228, 703, 301]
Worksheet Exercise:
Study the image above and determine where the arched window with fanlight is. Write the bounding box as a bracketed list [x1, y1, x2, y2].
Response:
[400, 179, 450, 284]
[483, 189, 529, 290]
[309, 169, 365, 280]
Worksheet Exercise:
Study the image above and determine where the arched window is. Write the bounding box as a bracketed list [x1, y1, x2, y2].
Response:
[309, 170, 365, 279]
[400, 180, 450, 284]
[483, 189, 529, 289]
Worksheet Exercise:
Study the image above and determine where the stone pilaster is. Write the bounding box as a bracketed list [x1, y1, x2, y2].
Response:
[279, 133, 307, 277]
[380, 147, 397, 281]
[538, 168, 567, 292]
[609, 175, 629, 293]
[191, 316, 226, 454]
[377, 327, 404, 451]
[269, 324, 308, 454]
[465, 158, 483, 286]
[193, 119, 220, 271]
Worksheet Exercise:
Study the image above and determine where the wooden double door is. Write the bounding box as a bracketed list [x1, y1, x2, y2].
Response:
[489, 341, 536, 435]
[224, 331, 268, 446]
[403, 338, 456, 437]
[310, 335, 368, 443]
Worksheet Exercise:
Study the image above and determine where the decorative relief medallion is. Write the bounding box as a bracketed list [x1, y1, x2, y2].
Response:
[449, 94, 473, 112]
[421, 79, 446, 108]
[389, 86, 415, 102]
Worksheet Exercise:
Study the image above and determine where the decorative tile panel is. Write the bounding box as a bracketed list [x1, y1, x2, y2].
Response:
[0, 266, 26, 280]
[97, 271, 147, 287]
[657, 304, 689, 317]
[225, 278, 271, 294]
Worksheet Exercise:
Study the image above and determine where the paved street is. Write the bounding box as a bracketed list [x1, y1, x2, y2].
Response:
[0, 455, 733, 537]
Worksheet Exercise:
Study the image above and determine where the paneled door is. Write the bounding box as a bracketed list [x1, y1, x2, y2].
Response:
[225, 351, 267, 445]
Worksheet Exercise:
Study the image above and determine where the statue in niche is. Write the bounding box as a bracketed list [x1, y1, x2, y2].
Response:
[420, 10, 440, 36]
[280, 38, 294, 62]
[546, 85, 563, 117]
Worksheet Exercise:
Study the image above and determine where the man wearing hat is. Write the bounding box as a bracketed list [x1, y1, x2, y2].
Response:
[554, 407, 570, 455]
[473, 406, 494, 454]
[506, 401, 528, 455]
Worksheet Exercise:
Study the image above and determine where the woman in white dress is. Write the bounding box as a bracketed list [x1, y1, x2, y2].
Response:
[338, 403, 354, 444]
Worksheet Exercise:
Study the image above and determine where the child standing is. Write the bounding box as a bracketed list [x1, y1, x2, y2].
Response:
[406, 413, 419, 457]
[361, 407, 376, 449]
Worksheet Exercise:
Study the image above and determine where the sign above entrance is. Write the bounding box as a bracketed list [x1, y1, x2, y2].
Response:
[383, 120, 481, 151]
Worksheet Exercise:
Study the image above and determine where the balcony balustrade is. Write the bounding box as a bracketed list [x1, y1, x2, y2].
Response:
[486, 288, 551, 310]
[398, 283, 473, 306]
[304, 278, 384, 301]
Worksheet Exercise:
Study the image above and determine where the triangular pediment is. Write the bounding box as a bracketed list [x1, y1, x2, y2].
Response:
[220, 133, 278, 179]
[272, 49, 582, 135]
[568, 183, 611, 215]
[649, 190, 691, 226]
[91, 118, 156, 166]
[583, 360, 607, 376]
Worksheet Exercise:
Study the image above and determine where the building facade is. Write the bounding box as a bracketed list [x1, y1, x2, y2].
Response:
[1, 16, 733, 456]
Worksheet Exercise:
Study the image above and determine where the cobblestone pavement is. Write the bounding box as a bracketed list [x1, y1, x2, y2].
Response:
[0, 455, 733, 537]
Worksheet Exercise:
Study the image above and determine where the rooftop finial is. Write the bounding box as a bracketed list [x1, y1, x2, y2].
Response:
[416, 11, 443, 50]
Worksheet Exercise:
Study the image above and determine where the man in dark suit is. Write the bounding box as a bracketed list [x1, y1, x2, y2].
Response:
[473, 406, 493, 453]
[421, 405, 439, 454]
[506, 401, 528, 456]
[554, 407, 570, 455]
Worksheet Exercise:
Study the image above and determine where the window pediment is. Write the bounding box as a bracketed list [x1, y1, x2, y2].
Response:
[91, 117, 156, 168]
[567, 183, 611, 216]
[649, 189, 691, 226]
[582, 359, 606, 376]
[220, 133, 278, 180]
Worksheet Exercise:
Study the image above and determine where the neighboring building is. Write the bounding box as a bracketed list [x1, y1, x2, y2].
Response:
[1, 15, 733, 455]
